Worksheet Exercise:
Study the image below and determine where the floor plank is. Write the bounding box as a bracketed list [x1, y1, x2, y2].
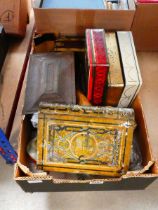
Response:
[0, 10, 34, 137]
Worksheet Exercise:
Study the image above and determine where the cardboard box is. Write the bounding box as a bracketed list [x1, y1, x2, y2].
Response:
[13, 36, 158, 192]
[0, 0, 28, 36]
[14, 96, 157, 192]
[32, 0, 135, 35]
[137, 52, 158, 174]
[0, 11, 34, 138]
[131, 1, 158, 51]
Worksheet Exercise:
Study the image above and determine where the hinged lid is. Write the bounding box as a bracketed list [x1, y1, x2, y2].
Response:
[86, 29, 109, 67]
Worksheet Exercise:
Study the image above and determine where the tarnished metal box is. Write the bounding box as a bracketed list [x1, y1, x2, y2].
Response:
[23, 52, 76, 114]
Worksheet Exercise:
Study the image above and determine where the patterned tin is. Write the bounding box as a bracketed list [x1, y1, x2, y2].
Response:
[37, 103, 136, 177]
[105, 32, 124, 106]
[117, 31, 142, 108]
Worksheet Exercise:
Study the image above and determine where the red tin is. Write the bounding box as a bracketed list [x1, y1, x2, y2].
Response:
[86, 29, 109, 105]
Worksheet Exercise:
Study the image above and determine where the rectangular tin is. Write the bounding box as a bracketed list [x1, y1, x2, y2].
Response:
[117, 31, 142, 107]
[105, 32, 124, 106]
[23, 52, 76, 114]
[37, 103, 136, 177]
[86, 29, 109, 105]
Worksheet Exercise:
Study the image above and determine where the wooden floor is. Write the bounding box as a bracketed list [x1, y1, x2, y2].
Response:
[0, 10, 34, 138]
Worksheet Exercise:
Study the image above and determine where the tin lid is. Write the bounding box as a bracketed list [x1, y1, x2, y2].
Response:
[86, 29, 109, 66]
[105, 32, 124, 87]
[37, 103, 136, 176]
[23, 52, 76, 114]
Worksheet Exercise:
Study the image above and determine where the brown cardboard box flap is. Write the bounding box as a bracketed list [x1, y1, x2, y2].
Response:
[15, 165, 157, 184]
[17, 161, 47, 178]
[132, 97, 154, 165]
[152, 162, 158, 174]
[125, 160, 154, 177]
[15, 160, 155, 183]
[137, 52, 158, 172]
[132, 3, 158, 51]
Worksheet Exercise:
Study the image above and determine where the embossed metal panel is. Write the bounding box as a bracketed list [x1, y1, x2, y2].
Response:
[37, 103, 136, 177]
[23, 52, 76, 114]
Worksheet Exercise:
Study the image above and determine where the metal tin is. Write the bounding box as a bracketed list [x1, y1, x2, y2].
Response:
[105, 32, 124, 106]
[23, 52, 76, 114]
[37, 103, 136, 177]
[117, 32, 142, 108]
[86, 29, 109, 106]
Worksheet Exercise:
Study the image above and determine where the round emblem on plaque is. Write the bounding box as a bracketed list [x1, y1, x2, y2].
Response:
[70, 132, 97, 160]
